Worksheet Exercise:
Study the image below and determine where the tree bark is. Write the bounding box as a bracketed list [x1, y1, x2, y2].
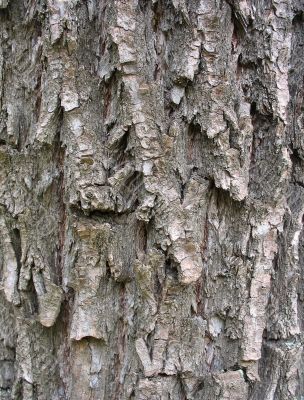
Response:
[0, 0, 303, 399]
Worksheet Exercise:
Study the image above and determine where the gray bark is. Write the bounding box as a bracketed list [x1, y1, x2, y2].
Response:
[0, 0, 303, 399]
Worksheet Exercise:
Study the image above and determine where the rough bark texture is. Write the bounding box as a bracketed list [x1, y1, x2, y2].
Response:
[0, 0, 303, 399]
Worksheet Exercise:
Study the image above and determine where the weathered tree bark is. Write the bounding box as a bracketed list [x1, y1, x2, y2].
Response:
[0, 0, 303, 399]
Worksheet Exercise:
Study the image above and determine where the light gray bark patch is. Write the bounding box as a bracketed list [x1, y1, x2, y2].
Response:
[0, 0, 8, 9]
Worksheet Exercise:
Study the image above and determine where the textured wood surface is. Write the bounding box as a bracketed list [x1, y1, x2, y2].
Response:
[0, 0, 303, 398]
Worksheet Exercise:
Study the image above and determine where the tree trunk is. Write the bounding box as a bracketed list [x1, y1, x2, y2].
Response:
[0, 0, 303, 399]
